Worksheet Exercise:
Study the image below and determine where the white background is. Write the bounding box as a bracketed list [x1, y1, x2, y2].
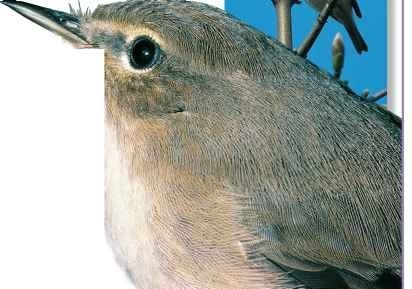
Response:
[403, 1, 410, 288]
[0, 0, 407, 288]
[388, 0, 403, 116]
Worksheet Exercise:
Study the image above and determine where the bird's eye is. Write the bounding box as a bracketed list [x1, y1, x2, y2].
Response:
[129, 37, 160, 70]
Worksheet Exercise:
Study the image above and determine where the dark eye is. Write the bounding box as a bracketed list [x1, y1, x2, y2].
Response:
[129, 37, 160, 70]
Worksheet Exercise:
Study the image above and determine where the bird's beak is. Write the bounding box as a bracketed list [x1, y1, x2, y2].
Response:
[1, 0, 93, 48]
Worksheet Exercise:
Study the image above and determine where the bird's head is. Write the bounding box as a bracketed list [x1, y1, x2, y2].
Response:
[1, 0, 301, 125]
[2, 0, 325, 177]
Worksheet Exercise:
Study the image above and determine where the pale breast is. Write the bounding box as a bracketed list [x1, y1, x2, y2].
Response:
[104, 125, 163, 288]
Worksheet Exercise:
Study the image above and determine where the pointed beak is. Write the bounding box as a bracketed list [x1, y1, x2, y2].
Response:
[1, 0, 92, 47]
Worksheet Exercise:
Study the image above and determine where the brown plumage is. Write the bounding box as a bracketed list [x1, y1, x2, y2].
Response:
[1, 1, 400, 288]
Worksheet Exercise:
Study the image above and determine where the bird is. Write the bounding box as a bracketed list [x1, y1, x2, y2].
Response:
[1, 1, 400, 288]
[305, 0, 368, 53]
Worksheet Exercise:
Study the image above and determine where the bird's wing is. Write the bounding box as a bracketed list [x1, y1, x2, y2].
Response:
[351, 0, 362, 18]
[243, 181, 401, 284]
[231, 97, 401, 287]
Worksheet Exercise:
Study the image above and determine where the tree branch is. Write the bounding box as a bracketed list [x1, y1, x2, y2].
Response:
[297, 0, 339, 58]
[272, 0, 295, 49]
[367, 89, 387, 103]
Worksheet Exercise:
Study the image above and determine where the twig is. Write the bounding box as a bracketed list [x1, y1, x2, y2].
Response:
[297, 0, 339, 58]
[367, 89, 387, 103]
[272, 0, 295, 49]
